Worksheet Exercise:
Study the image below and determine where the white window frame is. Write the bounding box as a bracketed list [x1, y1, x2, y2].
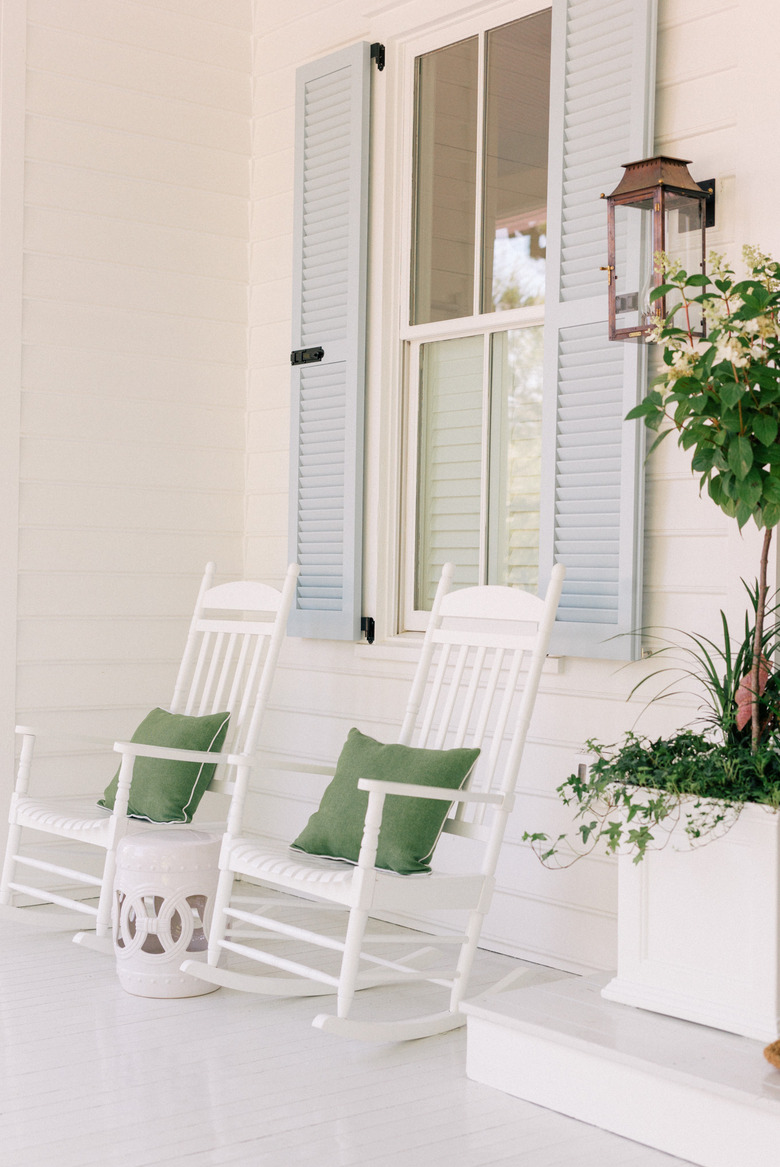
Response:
[396, 1, 554, 634]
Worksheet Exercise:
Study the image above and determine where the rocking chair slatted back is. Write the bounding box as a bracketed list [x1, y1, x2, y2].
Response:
[401, 565, 561, 840]
[170, 574, 298, 786]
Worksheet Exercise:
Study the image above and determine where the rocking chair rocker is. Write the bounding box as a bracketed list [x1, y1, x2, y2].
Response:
[0, 562, 298, 944]
[181, 562, 565, 1041]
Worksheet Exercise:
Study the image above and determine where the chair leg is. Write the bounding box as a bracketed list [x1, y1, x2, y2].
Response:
[0, 823, 22, 906]
[448, 907, 485, 1012]
[94, 847, 119, 938]
[336, 907, 370, 1019]
[207, 866, 236, 966]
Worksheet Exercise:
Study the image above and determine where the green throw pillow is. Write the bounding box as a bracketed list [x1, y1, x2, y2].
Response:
[291, 727, 480, 875]
[99, 707, 230, 823]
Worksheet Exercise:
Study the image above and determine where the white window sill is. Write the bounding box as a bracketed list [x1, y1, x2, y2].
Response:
[354, 635, 563, 672]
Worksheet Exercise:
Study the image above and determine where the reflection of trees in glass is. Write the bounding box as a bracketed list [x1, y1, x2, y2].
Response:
[492, 230, 547, 311]
[504, 327, 544, 591]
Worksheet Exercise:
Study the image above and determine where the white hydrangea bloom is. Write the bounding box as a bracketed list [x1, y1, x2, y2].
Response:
[708, 251, 729, 278]
[714, 337, 749, 367]
[742, 315, 773, 337]
[702, 296, 731, 324]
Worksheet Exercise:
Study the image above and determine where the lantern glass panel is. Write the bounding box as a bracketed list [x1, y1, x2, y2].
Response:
[664, 192, 705, 336]
[613, 202, 655, 336]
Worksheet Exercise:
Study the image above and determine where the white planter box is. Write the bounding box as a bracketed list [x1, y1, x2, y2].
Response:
[602, 801, 780, 1041]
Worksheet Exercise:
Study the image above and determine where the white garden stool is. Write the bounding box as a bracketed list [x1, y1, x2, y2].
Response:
[113, 828, 221, 998]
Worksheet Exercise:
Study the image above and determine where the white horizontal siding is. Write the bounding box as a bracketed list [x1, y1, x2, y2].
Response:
[23, 251, 247, 323]
[26, 161, 249, 238]
[27, 22, 250, 108]
[18, 529, 244, 579]
[27, 0, 251, 67]
[15, 0, 252, 759]
[25, 69, 251, 152]
[22, 344, 246, 403]
[25, 119, 247, 195]
[0, 1, 26, 789]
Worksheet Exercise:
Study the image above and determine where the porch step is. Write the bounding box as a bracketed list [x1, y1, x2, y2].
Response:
[462, 973, 780, 1167]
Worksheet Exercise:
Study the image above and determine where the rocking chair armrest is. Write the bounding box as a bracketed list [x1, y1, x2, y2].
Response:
[112, 740, 251, 768]
[357, 778, 503, 806]
[15, 725, 118, 749]
[257, 754, 336, 777]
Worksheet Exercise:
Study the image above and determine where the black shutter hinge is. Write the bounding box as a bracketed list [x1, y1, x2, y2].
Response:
[370, 43, 385, 71]
[290, 346, 324, 366]
[361, 616, 375, 644]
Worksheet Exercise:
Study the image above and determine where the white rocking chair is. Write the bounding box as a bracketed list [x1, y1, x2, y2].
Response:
[181, 562, 565, 1041]
[0, 562, 299, 945]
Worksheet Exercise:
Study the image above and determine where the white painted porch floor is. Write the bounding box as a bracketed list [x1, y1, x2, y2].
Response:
[0, 907, 695, 1167]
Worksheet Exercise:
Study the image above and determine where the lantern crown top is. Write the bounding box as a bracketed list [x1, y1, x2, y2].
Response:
[606, 155, 707, 203]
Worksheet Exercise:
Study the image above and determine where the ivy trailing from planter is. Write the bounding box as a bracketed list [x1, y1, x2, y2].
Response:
[523, 569, 780, 865]
[525, 730, 780, 868]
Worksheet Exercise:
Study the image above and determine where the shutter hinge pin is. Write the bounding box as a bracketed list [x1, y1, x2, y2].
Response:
[370, 43, 385, 71]
[360, 616, 375, 644]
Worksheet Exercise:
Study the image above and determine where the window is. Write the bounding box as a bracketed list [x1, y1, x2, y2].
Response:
[287, 0, 657, 657]
[399, 0, 656, 657]
[407, 12, 551, 616]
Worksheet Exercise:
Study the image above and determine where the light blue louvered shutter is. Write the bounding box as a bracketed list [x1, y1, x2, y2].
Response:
[288, 43, 371, 639]
[539, 0, 657, 661]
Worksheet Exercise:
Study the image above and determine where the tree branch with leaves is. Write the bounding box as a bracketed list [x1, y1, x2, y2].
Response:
[629, 246, 780, 751]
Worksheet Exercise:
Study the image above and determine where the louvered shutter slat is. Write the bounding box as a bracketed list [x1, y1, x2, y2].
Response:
[539, 0, 656, 660]
[288, 43, 370, 639]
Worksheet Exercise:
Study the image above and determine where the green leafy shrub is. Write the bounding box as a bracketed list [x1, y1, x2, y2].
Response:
[524, 587, 780, 865]
[628, 246, 780, 749]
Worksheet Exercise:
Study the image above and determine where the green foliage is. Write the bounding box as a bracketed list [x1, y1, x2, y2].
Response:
[526, 247, 780, 866]
[524, 730, 780, 866]
[626, 246, 780, 531]
[632, 583, 780, 747]
[523, 587, 780, 865]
